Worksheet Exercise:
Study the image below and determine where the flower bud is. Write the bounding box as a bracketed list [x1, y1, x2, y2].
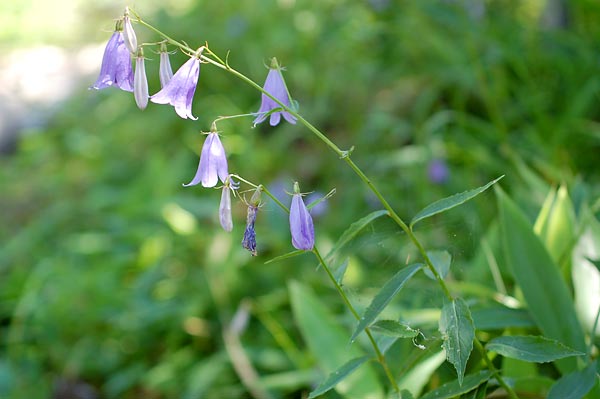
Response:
[219, 180, 234, 232]
[289, 182, 314, 250]
[134, 48, 148, 110]
[159, 42, 174, 88]
[123, 8, 137, 54]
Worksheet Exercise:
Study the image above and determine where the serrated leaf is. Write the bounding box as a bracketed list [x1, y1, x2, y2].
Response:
[548, 361, 598, 399]
[264, 250, 307, 264]
[410, 176, 503, 228]
[324, 210, 389, 263]
[486, 336, 585, 363]
[419, 370, 492, 399]
[308, 356, 370, 398]
[439, 297, 475, 385]
[497, 187, 586, 373]
[350, 263, 423, 342]
[423, 250, 451, 280]
[369, 320, 419, 338]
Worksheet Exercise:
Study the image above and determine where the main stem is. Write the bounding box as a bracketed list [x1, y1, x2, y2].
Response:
[312, 248, 400, 393]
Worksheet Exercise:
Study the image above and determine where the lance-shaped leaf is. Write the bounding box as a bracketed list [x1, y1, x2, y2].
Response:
[439, 297, 475, 385]
[410, 176, 503, 228]
[308, 356, 370, 398]
[423, 250, 452, 280]
[419, 370, 492, 399]
[369, 320, 419, 338]
[350, 263, 423, 342]
[486, 336, 585, 363]
[264, 250, 306, 265]
[548, 360, 598, 399]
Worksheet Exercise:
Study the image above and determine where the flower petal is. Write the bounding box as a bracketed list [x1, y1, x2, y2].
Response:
[290, 193, 314, 250]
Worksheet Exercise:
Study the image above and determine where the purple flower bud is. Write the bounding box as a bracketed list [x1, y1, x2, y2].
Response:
[91, 22, 134, 92]
[151, 51, 201, 120]
[289, 182, 314, 250]
[122, 9, 137, 54]
[183, 132, 228, 188]
[219, 180, 234, 232]
[253, 58, 297, 126]
[428, 159, 449, 184]
[134, 49, 148, 110]
[242, 204, 258, 256]
[159, 44, 174, 88]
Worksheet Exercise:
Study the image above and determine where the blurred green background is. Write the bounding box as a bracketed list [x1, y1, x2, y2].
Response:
[1, 0, 600, 398]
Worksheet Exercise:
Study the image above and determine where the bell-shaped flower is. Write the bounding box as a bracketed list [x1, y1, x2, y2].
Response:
[122, 8, 137, 54]
[159, 43, 174, 88]
[133, 48, 148, 110]
[253, 57, 297, 126]
[219, 177, 238, 232]
[289, 182, 314, 250]
[91, 20, 134, 92]
[151, 49, 202, 120]
[183, 132, 228, 188]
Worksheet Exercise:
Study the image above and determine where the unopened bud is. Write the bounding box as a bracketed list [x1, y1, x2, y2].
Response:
[123, 8, 137, 54]
[134, 48, 148, 110]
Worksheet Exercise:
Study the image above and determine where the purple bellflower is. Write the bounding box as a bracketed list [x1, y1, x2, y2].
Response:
[151, 49, 202, 120]
[253, 57, 297, 126]
[133, 48, 148, 110]
[159, 43, 174, 88]
[184, 132, 228, 188]
[289, 182, 314, 250]
[219, 177, 238, 232]
[91, 20, 134, 92]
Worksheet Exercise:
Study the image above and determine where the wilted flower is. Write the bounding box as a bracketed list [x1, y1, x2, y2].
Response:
[91, 20, 134, 92]
[289, 182, 314, 250]
[122, 8, 137, 54]
[183, 132, 228, 188]
[253, 57, 297, 126]
[242, 187, 262, 256]
[219, 177, 238, 232]
[151, 49, 202, 120]
[159, 43, 174, 88]
[133, 48, 148, 110]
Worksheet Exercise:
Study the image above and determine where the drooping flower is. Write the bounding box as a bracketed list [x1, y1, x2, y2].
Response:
[91, 20, 134, 92]
[133, 48, 148, 110]
[159, 43, 174, 88]
[253, 57, 297, 126]
[289, 182, 314, 250]
[219, 177, 238, 232]
[242, 186, 262, 256]
[122, 8, 137, 54]
[183, 132, 228, 188]
[151, 49, 202, 120]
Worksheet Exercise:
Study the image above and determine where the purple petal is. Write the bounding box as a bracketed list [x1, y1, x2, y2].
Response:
[290, 194, 314, 250]
[151, 57, 200, 120]
[219, 185, 233, 232]
[92, 31, 133, 92]
[183, 133, 228, 188]
[254, 67, 296, 126]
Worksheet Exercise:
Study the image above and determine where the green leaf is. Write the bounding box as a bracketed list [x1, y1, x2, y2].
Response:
[369, 320, 419, 338]
[419, 370, 492, 399]
[439, 297, 475, 385]
[397, 350, 447, 397]
[410, 176, 503, 228]
[486, 336, 585, 363]
[289, 281, 384, 399]
[264, 250, 307, 264]
[497, 188, 587, 373]
[324, 210, 389, 263]
[423, 250, 451, 280]
[308, 356, 370, 398]
[471, 306, 536, 330]
[350, 263, 423, 342]
[548, 361, 598, 399]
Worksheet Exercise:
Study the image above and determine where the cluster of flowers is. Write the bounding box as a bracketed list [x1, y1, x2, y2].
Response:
[92, 9, 314, 254]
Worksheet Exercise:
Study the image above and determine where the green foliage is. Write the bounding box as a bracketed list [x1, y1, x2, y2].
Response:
[438, 297, 475, 385]
[486, 335, 585, 363]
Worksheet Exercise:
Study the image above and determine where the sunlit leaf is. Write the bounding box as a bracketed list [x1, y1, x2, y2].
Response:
[439, 297, 474, 385]
[486, 336, 585, 363]
[308, 356, 370, 398]
[350, 263, 423, 342]
[410, 176, 503, 228]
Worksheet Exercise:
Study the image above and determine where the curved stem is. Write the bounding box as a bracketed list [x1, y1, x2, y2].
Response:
[474, 339, 519, 399]
[312, 247, 400, 393]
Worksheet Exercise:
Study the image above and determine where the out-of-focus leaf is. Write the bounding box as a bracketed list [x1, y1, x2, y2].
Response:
[471, 306, 535, 330]
[289, 281, 384, 399]
[423, 250, 451, 280]
[419, 370, 492, 399]
[369, 320, 419, 338]
[547, 361, 598, 399]
[308, 356, 370, 398]
[486, 336, 584, 363]
[350, 263, 423, 342]
[439, 297, 474, 385]
[497, 188, 586, 373]
[264, 250, 306, 264]
[410, 176, 503, 228]
[397, 350, 446, 397]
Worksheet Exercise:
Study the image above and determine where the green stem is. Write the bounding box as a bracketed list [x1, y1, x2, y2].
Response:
[473, 339, 519, 399]
[228, 174, 289, 213]
[312, 247, 400, 393]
